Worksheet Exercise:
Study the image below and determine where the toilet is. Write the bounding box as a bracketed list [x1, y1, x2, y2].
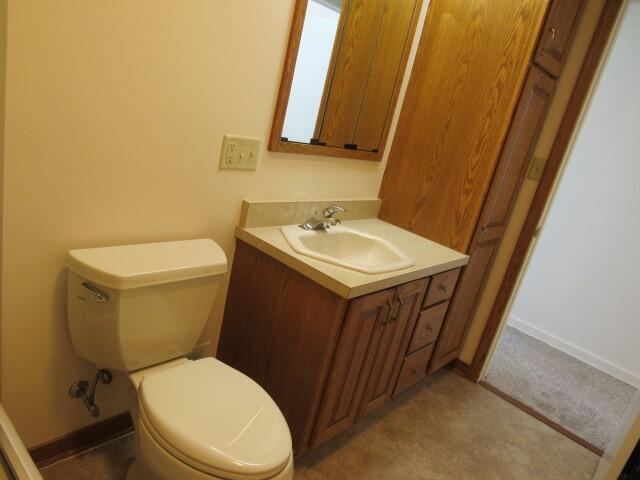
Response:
[66, 239, 294, 480]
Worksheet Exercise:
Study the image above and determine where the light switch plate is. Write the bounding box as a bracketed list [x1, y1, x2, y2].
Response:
[220, 135, 261, 171]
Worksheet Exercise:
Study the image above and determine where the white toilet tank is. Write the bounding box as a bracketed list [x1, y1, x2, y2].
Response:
[67, 239, 227, 372]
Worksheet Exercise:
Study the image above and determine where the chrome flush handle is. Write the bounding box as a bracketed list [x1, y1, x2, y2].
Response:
[81, 282, 109, 302]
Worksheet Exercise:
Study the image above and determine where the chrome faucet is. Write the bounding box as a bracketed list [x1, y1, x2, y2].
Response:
[300, 204, 347, 231]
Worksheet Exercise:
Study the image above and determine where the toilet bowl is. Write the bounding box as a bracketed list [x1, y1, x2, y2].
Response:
[66, 239, 294, 480]
[127, 358, 293, 480]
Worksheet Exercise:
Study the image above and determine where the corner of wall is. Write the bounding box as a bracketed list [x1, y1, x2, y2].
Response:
[0, 0, 9, 401]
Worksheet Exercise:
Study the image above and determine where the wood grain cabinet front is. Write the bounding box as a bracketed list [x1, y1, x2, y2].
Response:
[358, 279, 428, 418]
[218, 241, 349, 456]
[311, 288, 394, 447]
[313, 278, 427, 447]
[220, 240, 457, 456]
[423, 269, 460, 307]
[393, 344, 435, 396]
[407, 302, 448, 354]
[428, 65, 557, 374]
[534, 0, 585, 77]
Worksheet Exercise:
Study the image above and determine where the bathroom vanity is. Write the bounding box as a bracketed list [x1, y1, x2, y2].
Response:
[218, 201, 468, 456]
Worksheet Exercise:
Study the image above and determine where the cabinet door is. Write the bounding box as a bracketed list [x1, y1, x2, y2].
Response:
[311, 288, 393, 447]
[534, 0, 585, 77]
[358, 278, 428, 417]
[430, 66, 556, 373]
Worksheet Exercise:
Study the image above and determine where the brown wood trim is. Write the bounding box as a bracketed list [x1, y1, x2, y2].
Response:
[268, 0, 423, 162]
[480, 381, 604, 456]
[451, 359, 473, 379]
[269, 139, 380, 161]
[466, 0, 625, 382]
[28, 413, 133, 468]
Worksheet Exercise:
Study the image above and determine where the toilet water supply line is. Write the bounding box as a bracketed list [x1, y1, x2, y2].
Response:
[68, 369, 113, 417]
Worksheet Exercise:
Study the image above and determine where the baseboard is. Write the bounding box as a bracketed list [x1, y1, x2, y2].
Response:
[451, 359, 473, 380]
[508, 316, 640, 388]
[28, 412, 133, 468]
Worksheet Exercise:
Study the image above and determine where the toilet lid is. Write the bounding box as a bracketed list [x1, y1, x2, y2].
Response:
[139, 358, 292, 479]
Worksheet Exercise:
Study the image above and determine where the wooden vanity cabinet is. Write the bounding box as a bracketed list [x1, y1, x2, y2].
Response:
[312, 279, 427, 446]
[218, 241, 349, 456]
[219, 240, 460, 455]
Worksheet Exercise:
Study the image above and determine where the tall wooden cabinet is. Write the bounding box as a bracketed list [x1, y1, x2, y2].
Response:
[378, 0, 551, 253]
[378, 0, 586, 373]
[429, 66, 557, 372]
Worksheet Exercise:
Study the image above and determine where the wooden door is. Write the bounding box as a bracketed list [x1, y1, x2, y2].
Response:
[535, 0, 585, 77]
[358, 278, 427, 417]
[311, 288, 393, 447]
[429, 66, 556, 372]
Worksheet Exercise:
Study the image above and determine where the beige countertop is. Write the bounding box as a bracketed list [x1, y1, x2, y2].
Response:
[235, 218, 469, 299]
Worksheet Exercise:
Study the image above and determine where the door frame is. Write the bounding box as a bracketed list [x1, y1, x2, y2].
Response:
[464, 0, 627, 383]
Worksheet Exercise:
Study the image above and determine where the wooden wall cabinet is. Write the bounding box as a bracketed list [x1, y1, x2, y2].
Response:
[219, 240, 460, 455]
[378, 0, 585, 375]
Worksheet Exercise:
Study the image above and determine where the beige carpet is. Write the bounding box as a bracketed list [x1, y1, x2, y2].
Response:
[485, 325, 637, 452]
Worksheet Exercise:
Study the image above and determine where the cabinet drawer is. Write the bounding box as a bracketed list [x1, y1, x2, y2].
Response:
[407, 302, 448, 354]
[393, 344, 435, 396]
[423, 268, 460, 307]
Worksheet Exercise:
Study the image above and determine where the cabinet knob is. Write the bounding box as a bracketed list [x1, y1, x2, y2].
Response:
[438, 284, 447, 293]
[411, 368, 420, 375]
[549, 25, 557, 41]
[426, 326, 435, 335]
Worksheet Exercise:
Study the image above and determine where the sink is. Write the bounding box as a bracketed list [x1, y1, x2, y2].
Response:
[280, 224, 414, 274]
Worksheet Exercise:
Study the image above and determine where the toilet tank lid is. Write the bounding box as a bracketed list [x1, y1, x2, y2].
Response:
[67, 239, 227, 290]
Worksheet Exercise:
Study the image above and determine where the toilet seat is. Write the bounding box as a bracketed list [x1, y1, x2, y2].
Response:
[137, 358, 292, 480]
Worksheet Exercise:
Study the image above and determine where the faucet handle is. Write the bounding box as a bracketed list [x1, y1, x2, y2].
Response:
[324, 204, 347, 218]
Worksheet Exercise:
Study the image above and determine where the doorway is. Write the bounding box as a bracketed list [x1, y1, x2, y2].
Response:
[481, 0, 639, 456]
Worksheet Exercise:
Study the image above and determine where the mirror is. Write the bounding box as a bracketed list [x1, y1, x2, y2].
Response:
[270, 0, 422, 161]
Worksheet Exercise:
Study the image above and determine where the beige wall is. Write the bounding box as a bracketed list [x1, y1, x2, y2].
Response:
[0, 0, 426, 447]
[459, 0, 607, 365]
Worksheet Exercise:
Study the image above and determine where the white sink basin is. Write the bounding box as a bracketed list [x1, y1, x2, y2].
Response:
[280, 224, 414, 274]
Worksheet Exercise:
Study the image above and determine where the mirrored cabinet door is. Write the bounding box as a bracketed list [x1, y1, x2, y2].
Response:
[271, 0, 422, 160]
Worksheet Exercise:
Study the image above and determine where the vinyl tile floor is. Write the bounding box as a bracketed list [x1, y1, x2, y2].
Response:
[40, 371, 600, 480]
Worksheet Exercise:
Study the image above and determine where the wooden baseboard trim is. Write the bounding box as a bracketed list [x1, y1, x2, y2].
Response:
[451, 359, 473, 379]
[480, 381, 604, 457]
[28, 412, 133, 468]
